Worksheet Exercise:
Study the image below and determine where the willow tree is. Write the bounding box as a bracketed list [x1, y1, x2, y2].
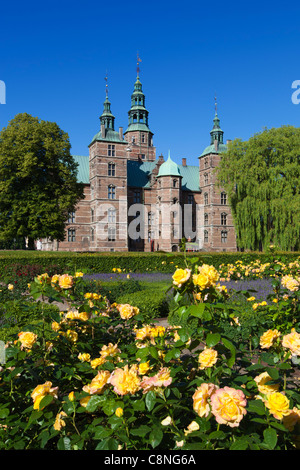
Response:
[216, 126, 300, 251]
[0, 113, 84, 249]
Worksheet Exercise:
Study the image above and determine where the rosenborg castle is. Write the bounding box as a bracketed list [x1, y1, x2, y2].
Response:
[42, 71, 237, 253]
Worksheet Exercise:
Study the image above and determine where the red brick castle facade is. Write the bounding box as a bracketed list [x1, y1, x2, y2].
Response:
[42, 71, 237, 252]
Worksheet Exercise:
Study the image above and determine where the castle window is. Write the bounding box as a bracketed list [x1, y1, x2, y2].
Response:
[108, 162, 115, 176]
[108, 144, 115, 157]
[188, 194, 193, 204]
[141, 134, 145, 143]
[68, 228, 76, 242]
[221, 192, 227, 205]
[173, 179, 177, 188]
[204, 173, 208, 185]
[68, 212, 75, 223]
[108, 207, 116, 223]
[204, 157, 209, 169]
[221, 231, 228, 243]
[204, 213, 208, 226]
[91, 227, 94, 242]
[204, 193, 208, 205]
[108, 185, 116, 199]
[221, 212, 227, 225]
[108, 226, 116, 241]
[148, 211, 154, 225]
[91, 208, 94, 222]
[204, 230, 208, 243]
[134, 191, 141, 203]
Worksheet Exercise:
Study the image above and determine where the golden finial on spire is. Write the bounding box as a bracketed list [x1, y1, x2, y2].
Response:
[105, 71, 108, 97]
[136, 52, 142, 77]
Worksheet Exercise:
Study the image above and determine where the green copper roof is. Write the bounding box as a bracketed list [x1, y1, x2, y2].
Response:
[199, 142, 227, 157]
[157, 151, 181, 177]
[199, 111, 227, 157]
[90, 128, 124, 145]
[127, 158, 200, 192]
[72, 155, 200, 192]
[72, 155, 89, 184]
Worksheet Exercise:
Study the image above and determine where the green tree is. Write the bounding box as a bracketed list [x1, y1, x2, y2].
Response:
[0, 113, 84, 249]
[216, 126, 300, 251]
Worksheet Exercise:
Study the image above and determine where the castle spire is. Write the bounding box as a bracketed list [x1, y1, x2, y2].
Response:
[210, 97, 224, 146]
[100, 72, 115, 131]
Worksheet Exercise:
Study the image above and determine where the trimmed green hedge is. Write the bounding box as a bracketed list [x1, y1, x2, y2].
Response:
[0, 250, 300, 276]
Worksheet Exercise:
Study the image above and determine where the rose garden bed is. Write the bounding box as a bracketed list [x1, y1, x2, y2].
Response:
[0, 257, 299, 450]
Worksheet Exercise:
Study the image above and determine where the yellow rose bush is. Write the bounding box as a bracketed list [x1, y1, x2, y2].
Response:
[0, 261, 299, 451]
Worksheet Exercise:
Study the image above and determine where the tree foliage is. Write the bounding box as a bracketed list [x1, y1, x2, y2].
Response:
[0, 113, 84, 247]
[216, 126, 300, 251]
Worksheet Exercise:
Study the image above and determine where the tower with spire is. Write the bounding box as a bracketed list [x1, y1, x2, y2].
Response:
[198, 102, 236, 251]
[88, 75, 128, 251]
[124, 55, 156, 161]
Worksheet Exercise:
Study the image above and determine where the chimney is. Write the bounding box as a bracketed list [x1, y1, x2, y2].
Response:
[226, 139, 232, 145]
[214, 139, 218, 152]
[101, 123, 105, 138]
[158, 153, 164, 163]
[119, 127, 123, 140]
[182, 157, 187, 167]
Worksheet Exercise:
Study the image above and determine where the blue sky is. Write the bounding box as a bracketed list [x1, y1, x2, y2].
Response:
[0, 0, 299, 167]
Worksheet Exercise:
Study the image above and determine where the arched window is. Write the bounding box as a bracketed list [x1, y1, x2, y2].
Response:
[204, 230, 208, 243]
[221, 192, 227, 205]
[221, 231, 227, 243]
[173, 179, 177, 188]
[108, 207, 116, 223]
[221, 213, 227, 225]
[108, 185, 116, 199]
[204, 193, 208, 205]
[204, 213, 208, 226]
[108, 162, 115, 176]
[204, 173, 208, 185]
[108, 226, 116, 241]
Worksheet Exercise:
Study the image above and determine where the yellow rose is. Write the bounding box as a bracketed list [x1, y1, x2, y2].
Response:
[198, 348, 218, 369]
[58, 274, 74, 289]
[109, 365, 141, 396]
[193, 273, 209, 290]
[75, 272, 84, 277]
[82, 370, 111, 395]
[115, 407, 123, 417]
[90, 357, 107, 368]
[193, 383, 218, 418]
[172, 268, 191, 288]
[211, 386, 247, 428]
[265, 392, 290, 420]
[31, 381, 58, 410]
[78, 353, 91, 362]
[260, 329, 280, 349]
[100, 343, 121, 358]
[117, 304, 139, 320]
[184, 421, 199, 436]
[68, 391, 75, 401]
[53, 411, 67, 431]
[254, 372, 280, 395]
[8, 284, 14, 291]
[18, 331, 38, 349]
[282, 328, 300, 356]
[66, 330, 78, 343]
[51, 321, 61, 332]
[138, 361, 151, 375]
